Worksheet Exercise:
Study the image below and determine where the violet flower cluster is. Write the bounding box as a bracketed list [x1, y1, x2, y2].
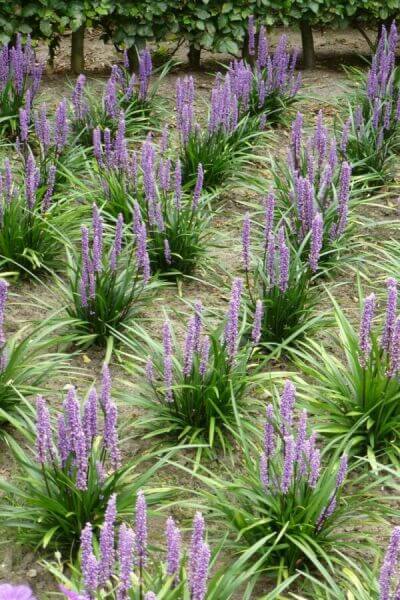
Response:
[288, 111, 352, 246]
[379, 526, 400, 600]
[0, 278, 8, 372]
[146, 278, 255, 402]
[358, 278, 400, 376]
[93, 121, 204, 269]
[176, 71, 250, 143]
[72, 49, 153, 130]
[366, 22, 399, 115]
[0, 155, 56, 216]
[227, 19, 301, 125]
[78, 202, 150, 311]
[35, 365, 120, 491]
[259, 381, 348, 530]
[0, 584, 35, 600]
[242, 193, 322, 309]
[18, 98, 69, 162]
[61, 494, 210, 600]
[0, 34, 43, 110]
[341, 97, 400, 157]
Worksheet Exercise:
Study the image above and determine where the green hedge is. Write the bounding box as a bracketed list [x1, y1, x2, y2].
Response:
[0, 0, 399, 70]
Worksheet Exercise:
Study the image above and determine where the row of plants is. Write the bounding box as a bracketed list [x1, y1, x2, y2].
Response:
[0, 18, 400, 600]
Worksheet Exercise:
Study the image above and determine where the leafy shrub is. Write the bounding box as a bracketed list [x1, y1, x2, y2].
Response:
[346, 22, 399, 128]
[272, 111, 356, 271]
[0, 157, 80, 275]
[71, 49, 165, 147]
[339, 101, 400, 184]
[52, 493, 277, 600]
[0, 366, 167, 552]
[118, 279, 259, 461]
[338, 26, 400, 184]
[176, 75, 266, 190]
[0, 34, 43, 138]
[193, 381, 393, 588]
[17, 97, 88, 192]
[228, 20, 301, 127]
[90, 123, 211, 276]
[60, 203, 159, 347]
[241, 198, 325, 354]
[295, 281, 400, 466]
[0, 279, 70, 428]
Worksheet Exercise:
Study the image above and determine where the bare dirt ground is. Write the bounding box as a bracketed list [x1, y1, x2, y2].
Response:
[0, 25, 397, 598]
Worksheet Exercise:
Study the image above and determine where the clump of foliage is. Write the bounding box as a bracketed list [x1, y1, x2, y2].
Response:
[241, 195, 324, 354]
[90, 121, 211, 276]
[0, 366, 167, 552]
[227, 19, 301, 126]
[118, 278, 261, 461]
[71, 49, 166, 146]
[61, 203, 159, 347]
[295, 280, 400, 466]
[191, 381, 394, 588]
[0, 156, 80, 275]
[176, 75, 266, 190]
[0, 34, 43, 138]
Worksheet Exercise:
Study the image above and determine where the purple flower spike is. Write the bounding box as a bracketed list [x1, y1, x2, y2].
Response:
[135, 222, 151, 284]
[248, 16, 255, 56]
[281, 435, 295, 493]
[387, 316, 400, 378]
[224, 278, 243, 362]
[291, 112, 303, 164]
[308, 445, 321, 488]
[166, 516, 181, 578]
[0, 584, 36, 600]
[192, 163, 204, 210]
[75, 429, 88, 490]
[199, 336, 210, 378]
[191, 541, 210, 600]
[99, 494, 117, 585]
[358, 293, 376, 368]
[379, 527, 400, 600]
[189, 512, 205, 581]
[135, 490, 148, 570]
[0, 278, 8, 346]
[117, 523, 135, 599]
[381, 278, 397, 352]
[264, 403, 276, 458]
[295, 409, 308, 461]
[110, 213, 124, 271]
[280, 380, 296, 435]
[36, 395, 53, 464]
[278, 226, 289, 292]
[260, 452, 269, 488]
[309, 213, 323, 272]
[42, 164, 57, 212]
[251, 299, 263, 344]
[19, 107, 29, 142]
[263, 192, 275, 244]
[242, 213, 251, 272]
[336, 453, 348, 488]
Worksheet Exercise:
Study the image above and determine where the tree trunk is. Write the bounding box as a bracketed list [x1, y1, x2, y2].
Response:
[127, 40, 146, 73]
[300, 21, 315, 69]
[71, 25, 85, 74]
[188, 44, 201, 69]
